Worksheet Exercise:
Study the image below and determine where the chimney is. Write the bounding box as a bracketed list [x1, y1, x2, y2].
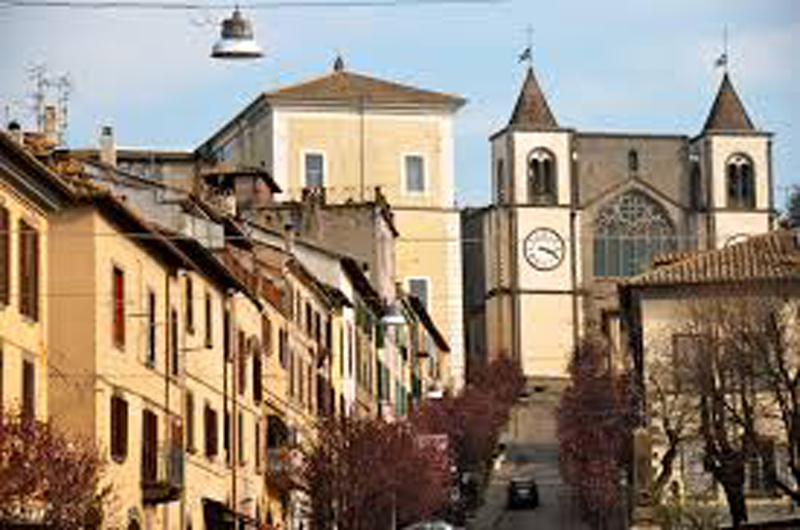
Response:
[99, 125, 117, 167]
[43, 105, 58, 146]
[7, 121, 23, 145]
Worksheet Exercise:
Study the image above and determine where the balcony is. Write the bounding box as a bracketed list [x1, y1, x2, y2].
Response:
[142, 445, 184, 505]
[266, 447, 303, 489]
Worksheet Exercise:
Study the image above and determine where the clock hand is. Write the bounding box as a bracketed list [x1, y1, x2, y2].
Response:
[540, 246, 559, 259]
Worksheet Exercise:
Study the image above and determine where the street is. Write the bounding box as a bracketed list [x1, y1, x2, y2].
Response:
[469, 383, 589, 529]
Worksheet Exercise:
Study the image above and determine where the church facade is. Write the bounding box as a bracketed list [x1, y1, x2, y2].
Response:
[463, 65, 774, 380]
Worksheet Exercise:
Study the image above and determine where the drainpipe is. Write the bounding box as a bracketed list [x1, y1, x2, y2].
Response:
[569, 137, 579, 354]
[230, 290, 238, 524]
[164, 270, 172, 529]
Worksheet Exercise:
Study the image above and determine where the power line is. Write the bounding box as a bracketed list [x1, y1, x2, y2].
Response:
[0, 0, 502, 10]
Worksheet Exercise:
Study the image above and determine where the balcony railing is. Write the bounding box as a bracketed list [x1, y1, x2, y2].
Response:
[142, 445, 184, 505]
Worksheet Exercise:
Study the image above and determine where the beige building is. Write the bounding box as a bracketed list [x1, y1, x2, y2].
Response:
[0, 132, 72, 420]
[619, 230, 800, 525]
[197, 57, 467, 388]
[465, 65, 774, 382]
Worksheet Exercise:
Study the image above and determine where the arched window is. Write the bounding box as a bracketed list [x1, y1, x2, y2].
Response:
[496, 159, 506, 205]
[628, 149, 639, 173]
[593, 191, 677, 277]
[727, 154, 755, 209]
[527, 149, 557, 205]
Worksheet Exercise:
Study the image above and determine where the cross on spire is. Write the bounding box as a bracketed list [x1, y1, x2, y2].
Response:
[715, 25, 729, 71]
[518, 24, 533, 69]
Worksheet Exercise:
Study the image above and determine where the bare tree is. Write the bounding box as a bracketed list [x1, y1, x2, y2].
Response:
[0, 413, 108, 529]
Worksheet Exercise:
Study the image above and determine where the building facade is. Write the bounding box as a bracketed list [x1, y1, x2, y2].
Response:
[466, 66, 774, 380]
[197, 57, 467, 388]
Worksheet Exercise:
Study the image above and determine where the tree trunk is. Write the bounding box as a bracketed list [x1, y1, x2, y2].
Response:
[719, 474, 748, 528]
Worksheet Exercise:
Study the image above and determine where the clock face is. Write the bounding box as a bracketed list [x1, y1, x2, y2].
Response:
[524, 228, 566, 271]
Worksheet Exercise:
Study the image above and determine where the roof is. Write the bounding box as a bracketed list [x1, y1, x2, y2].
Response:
[0, 132, 76, 211]
[625, 230, 800, 288]
[340, 257, 383, 315]
[202, 167, 282, 194]
[407, 295, 450, 353]
[508, 67, 558, 129]
[702, 73, 755, 133]
[264, 63, 465, 110]
[321, 283, 353, 309]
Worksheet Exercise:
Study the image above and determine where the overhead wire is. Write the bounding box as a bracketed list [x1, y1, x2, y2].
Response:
[0, 0, 502, 9]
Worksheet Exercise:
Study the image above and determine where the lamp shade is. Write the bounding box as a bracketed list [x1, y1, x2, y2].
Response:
[211, 8, 263, 60]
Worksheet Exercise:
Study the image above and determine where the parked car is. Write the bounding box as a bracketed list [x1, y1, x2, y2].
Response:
[507, 476, 539, 509]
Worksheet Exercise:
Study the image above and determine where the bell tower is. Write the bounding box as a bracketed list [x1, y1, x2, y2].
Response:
[485, 64, 581, 379]
[695, 72, 773, 249]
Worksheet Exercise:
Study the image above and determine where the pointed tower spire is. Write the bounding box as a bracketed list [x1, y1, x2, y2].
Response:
[703, 72, 755, 132]
[509, 67, 558, 129]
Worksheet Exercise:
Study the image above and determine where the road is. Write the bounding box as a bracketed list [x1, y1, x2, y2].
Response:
[468, 382, 590, 530]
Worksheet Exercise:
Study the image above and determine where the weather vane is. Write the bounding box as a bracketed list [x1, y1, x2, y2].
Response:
[518, 24, 533, 69]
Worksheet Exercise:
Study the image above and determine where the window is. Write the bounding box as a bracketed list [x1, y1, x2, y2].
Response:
[204, 405, 218, 459]
[146, 290, 156, 368]
[262, 316, 272, 356]
[185, 276, 194, 335]
[141, 410, 158, 483]
[238, 330, 246, 395]
[185, 391, 194, 453]
[527, 148, 557, 205]
[112, 267, 125, 347]
[22, 358, 34, 420]
[672, 334, 706, 393]
[238, 412, 245, 465]
[110, 395, 128, 462]
[496, 159, 506, 205]
[205, 293, 213, 348]
[405, 155, 425, 193]
[727, 154, 755, 209]
[253, 340, 263, 403]
[0, 206, 9, 305]
[224, 411, 231, 465]
[279, 329, 288, 369]
[593, 191, 676, 277]
[408, 278, 429, 309]
[223, 309, 231, 361]
[19, 220, 39, 321]
[305, 153, 324, 188]
[628, 149, 639, 173]
[305, 302, 312, 336]
[170, 308, 179, 376]
[748, 439, 777, 497]
[255, 419, 262, 472]
[690, 161, 703, 211]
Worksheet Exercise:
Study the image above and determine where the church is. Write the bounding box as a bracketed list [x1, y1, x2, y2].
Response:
[462, 63, 774, 381]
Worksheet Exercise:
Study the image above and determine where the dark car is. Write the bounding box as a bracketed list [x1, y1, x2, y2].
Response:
[507, 476, 539, 509]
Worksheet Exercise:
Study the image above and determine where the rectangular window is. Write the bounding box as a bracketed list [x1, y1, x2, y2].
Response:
[112, 267, 125, 347]
[253, 348, 263, 403]
[237, 412, 245, 465]
[204, 405, 218, 459]
[405, 155, 425, 193]
[185, 276, 194, 335]
[223, 308, 231, 361]
[255, 418, 261, 472]
[238, 331, 246, 395]
[224, 410, 231, 465]
[279, 329, 288, 369]
[305, 302, 312, 336]
[262, 316, 272, 356]
[142, 409, 158, 483]
[19, 221, 39, 321]
[146, 290, 156, 368]
[22, 358, 34, 420]
[185, 391, 194, 453]
[110, 395, 128, 462]
[0, 206, 9, 305]
[205, 292, 212, 348]
[170, 308, 179, 377]
[305, 153, 324, 188]
[408, 278, 429, 308]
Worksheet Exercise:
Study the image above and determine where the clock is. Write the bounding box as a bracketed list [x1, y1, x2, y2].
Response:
[524, 228, 566, 271]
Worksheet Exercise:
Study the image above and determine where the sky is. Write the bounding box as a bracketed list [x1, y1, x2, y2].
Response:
[0, 0, 797, 208]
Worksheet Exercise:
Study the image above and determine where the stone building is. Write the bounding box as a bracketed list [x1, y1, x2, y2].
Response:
[464, 65, 774, 381]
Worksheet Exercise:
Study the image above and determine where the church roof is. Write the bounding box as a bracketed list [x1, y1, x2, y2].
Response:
[263, 58, 465, 110]
[508, 67, 558, 129]
[702, 73, 755, 133]
[625, 230, 799, 288]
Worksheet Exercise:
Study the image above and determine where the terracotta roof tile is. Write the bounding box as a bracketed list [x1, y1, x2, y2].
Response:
[264, 69, 465, 109]
[508, 67, 558, 129]
[626, 230, 799, 287]
[703, 73, 755, 132]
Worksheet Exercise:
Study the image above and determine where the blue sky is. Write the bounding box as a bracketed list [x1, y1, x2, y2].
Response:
[0, 0, 797, 208]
